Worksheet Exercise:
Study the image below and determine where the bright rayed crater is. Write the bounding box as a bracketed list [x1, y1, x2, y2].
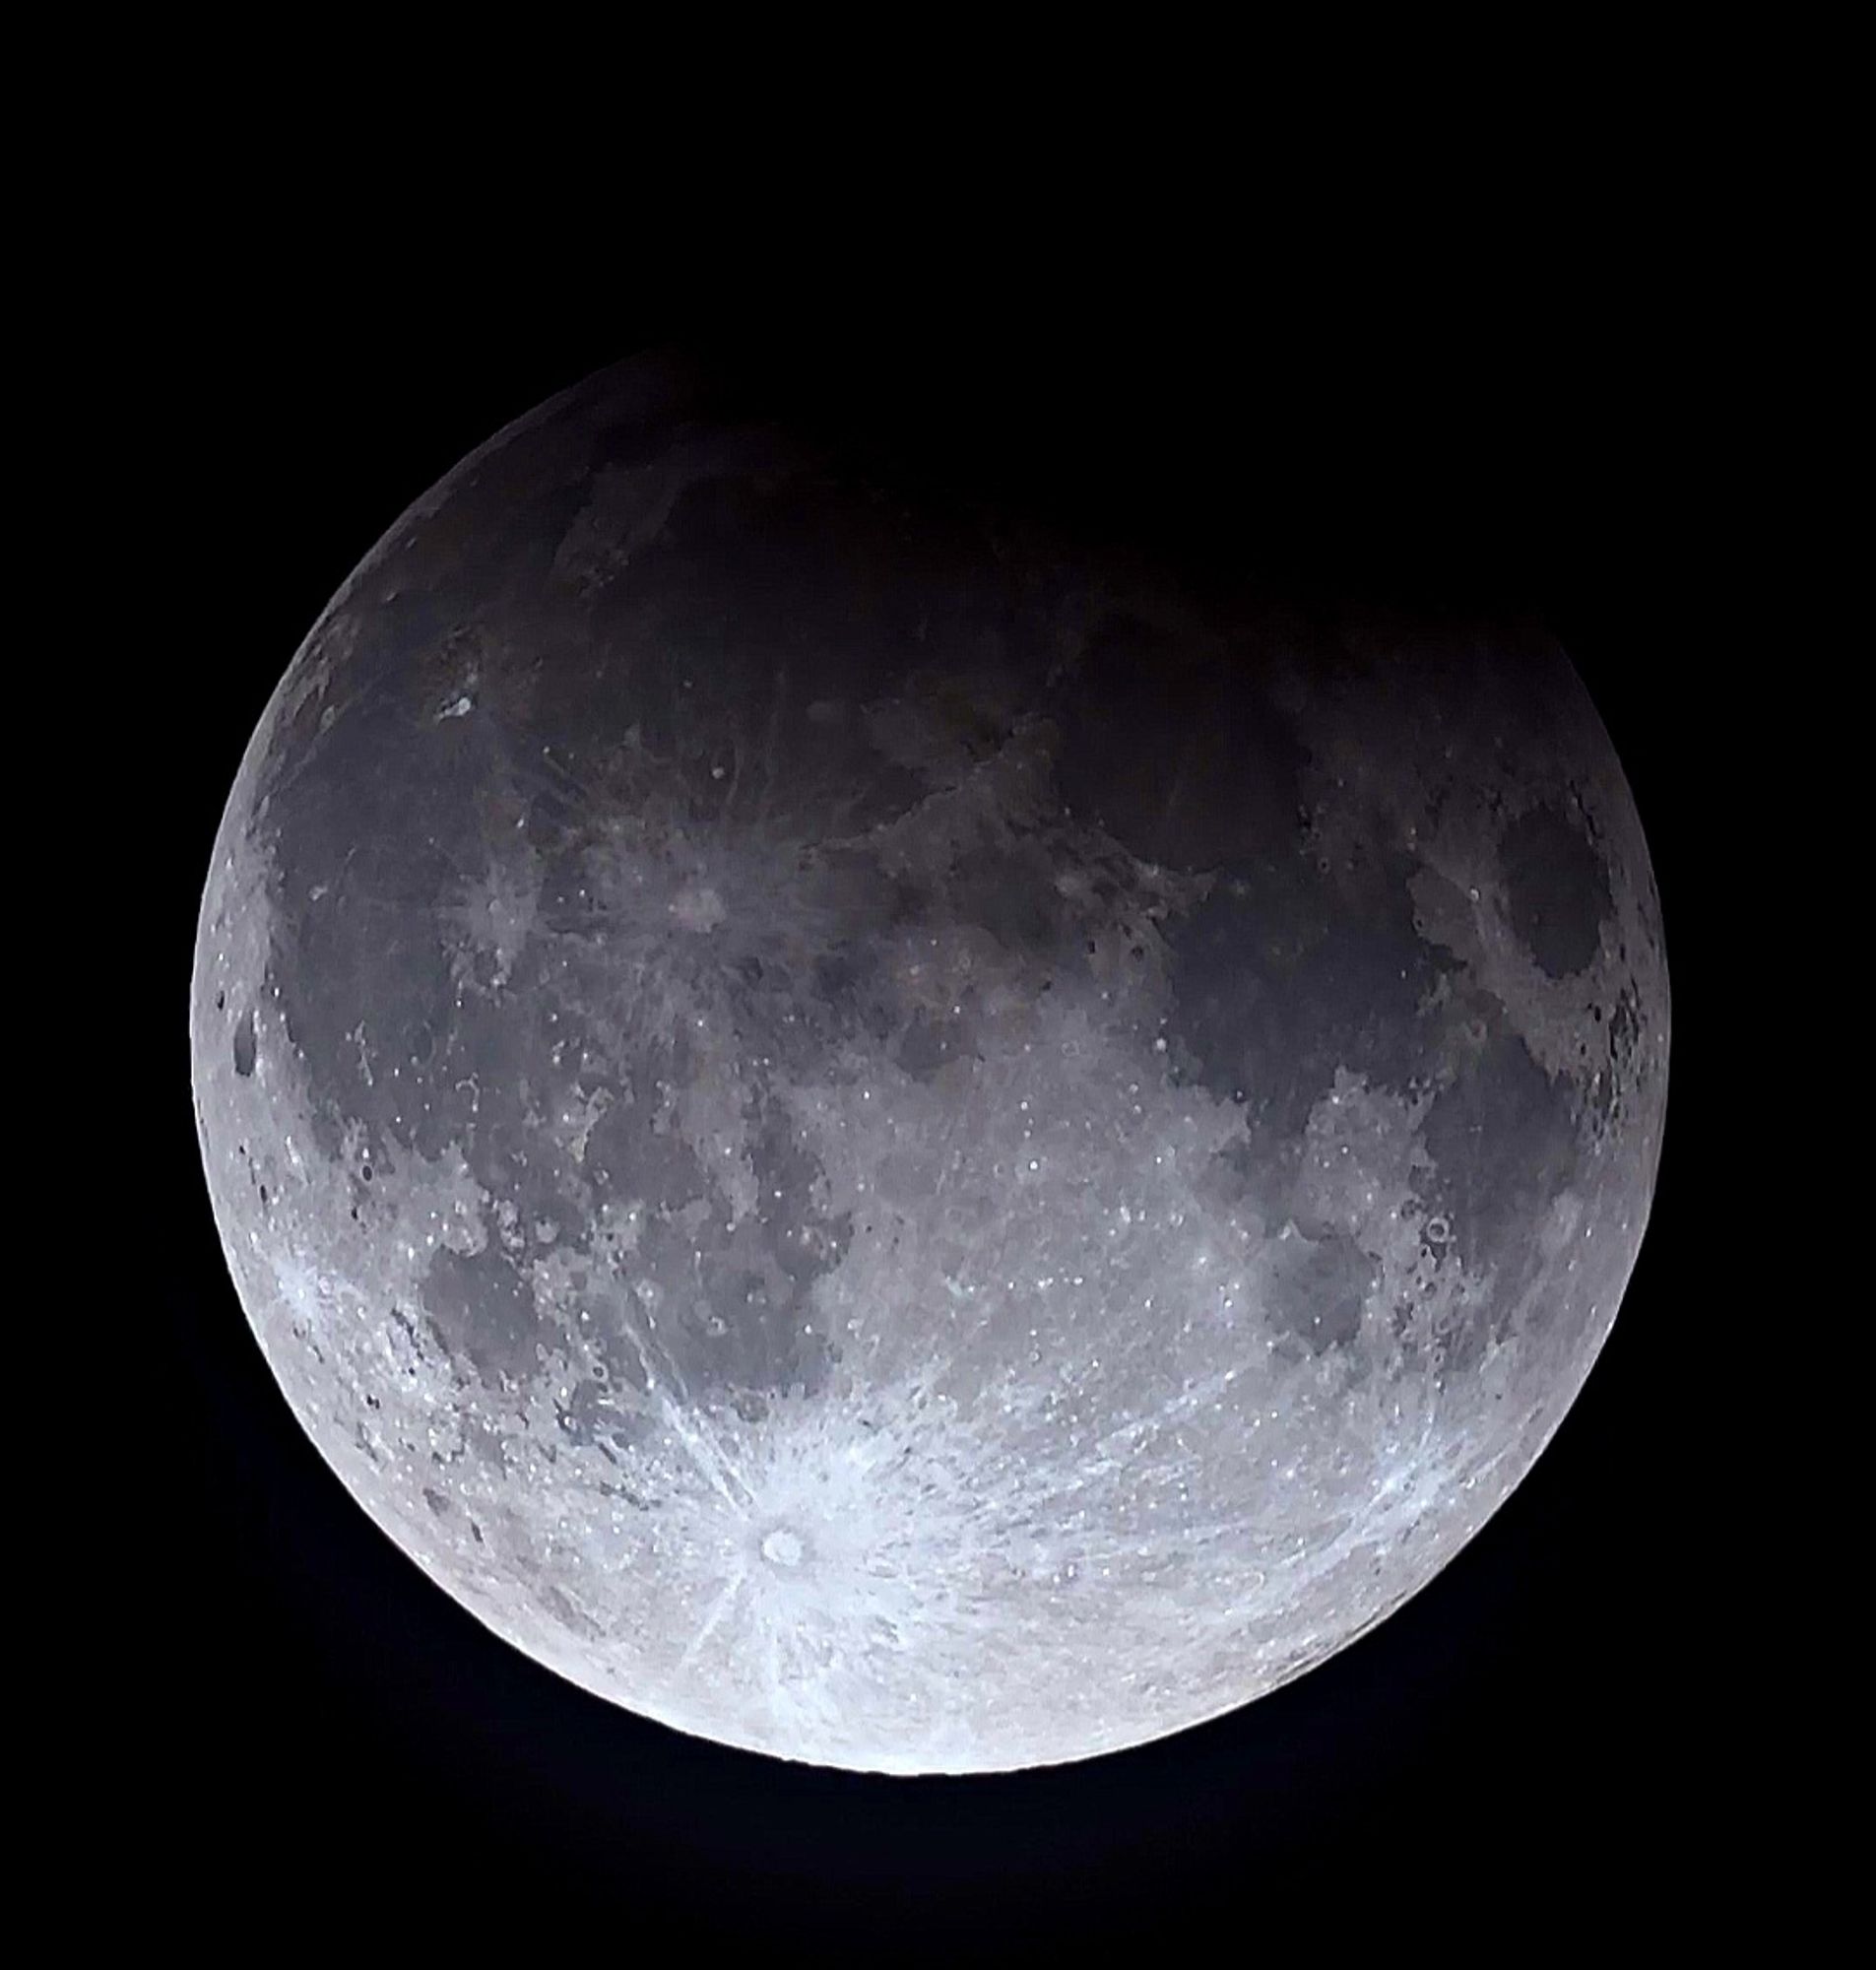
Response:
[192, 354, 1668, 1774]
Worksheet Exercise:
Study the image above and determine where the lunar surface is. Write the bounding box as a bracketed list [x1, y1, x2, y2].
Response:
[192, 355, 1669, 1774]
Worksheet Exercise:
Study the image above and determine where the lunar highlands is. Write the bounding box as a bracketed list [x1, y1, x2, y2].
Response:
[192, 355, 1668, 1774]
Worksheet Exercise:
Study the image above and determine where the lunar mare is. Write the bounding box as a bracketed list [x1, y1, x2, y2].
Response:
[191, 356, 1668, 1774]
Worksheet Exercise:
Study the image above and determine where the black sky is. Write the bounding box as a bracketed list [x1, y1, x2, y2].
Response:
[116, 253, 1730, 1944]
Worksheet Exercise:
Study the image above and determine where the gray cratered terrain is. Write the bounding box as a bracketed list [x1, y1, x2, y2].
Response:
[192, 354, 1668, 1774]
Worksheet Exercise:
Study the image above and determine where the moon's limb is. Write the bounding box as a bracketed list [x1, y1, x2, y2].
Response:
[191, 356, 1668, 1774]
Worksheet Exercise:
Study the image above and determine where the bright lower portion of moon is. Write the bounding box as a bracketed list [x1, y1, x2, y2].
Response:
[191, 357, 1668, 1774]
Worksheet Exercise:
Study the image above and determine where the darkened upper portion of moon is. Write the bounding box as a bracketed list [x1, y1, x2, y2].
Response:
[192, 352, 1668, 1771]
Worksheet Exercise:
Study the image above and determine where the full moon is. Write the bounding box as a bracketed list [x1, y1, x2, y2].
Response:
[192, 354, 1668, 1774]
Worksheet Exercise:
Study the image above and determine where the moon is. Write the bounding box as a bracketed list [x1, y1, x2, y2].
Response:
[191, 353, 1669, 1775]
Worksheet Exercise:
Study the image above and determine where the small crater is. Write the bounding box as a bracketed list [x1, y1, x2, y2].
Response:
[760, 1527, 806, 1568]
[231, 1009, 257, 1078]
